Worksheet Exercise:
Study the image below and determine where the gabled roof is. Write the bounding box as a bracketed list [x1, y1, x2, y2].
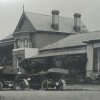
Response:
[40, 31, 100, 50]
[24, 12, 87, 33]
[0, 11, 87, 44]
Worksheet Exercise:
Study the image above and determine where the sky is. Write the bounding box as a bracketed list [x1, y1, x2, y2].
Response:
[0, 0, 100, 39]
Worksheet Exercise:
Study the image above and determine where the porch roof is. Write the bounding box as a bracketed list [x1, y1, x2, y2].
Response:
[31, 49, 86, 59]
[40, 30, 100, 51]
[0, 40, 14, 48]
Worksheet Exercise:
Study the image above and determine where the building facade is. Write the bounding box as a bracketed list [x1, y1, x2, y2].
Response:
[33, 31, 100, 78]
[0, 10, 87, 74]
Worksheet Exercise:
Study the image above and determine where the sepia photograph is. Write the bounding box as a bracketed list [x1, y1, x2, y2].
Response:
[0, 0, 100, 100]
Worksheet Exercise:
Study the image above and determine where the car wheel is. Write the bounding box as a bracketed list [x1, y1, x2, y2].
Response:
[0, 81, 3, 90]
[41, 80, 48, 90]
[58, 80, 63, 90]
[19, 81, 26, 91]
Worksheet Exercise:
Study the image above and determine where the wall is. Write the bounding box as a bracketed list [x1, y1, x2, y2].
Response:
[25, 48, 38, 58]
[12, 48, 39, 74]
[13, 48, 25, 68]
[35, 32, 69, 48]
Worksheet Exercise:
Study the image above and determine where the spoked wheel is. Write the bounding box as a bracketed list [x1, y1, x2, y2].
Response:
[41, 80, 48, 90]
[0, 81, 3, 90]
[19, 81, 26, 91]
[56, 80, 63, 90]
[15, 80, 26, 91]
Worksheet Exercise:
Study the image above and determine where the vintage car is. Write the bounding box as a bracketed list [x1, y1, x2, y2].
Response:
[15, 68, 69, 90]
[0, 67, 15, 90]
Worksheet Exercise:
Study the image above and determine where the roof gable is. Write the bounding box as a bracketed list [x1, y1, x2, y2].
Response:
[14, 13, 35, 33]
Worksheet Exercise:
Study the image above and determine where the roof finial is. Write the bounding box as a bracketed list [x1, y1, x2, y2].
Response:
[23, 4, 25, 13]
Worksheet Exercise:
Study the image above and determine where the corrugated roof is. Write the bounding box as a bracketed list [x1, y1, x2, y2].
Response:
[25, 12, 86, 33]
[31, 49, 86, 58]
[0, 34, 13, 42]
[0, 34, 14, 46]
[40, 31, 100, 50]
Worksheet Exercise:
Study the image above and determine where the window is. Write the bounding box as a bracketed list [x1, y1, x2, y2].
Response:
[21, 40, 24, 48]
[28, 39, 31, 48]
[15, 39, 20, 48]
[16, 39, 31, 48]
[24, 39, 31, 48]
[16, 39, 23, 48]
[17, 57, 22, 72]
[24, 39, 28, 47]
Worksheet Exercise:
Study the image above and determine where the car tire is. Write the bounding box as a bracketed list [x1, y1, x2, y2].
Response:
[0, 81, 3, 90]
[41, 80, 48, 90]
[19, 80, 26, 91]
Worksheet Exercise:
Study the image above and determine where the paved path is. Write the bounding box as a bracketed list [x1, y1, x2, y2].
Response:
[64, 84, 100, 91]
[0, 84, 100, 100]
[0, 91, 100, 100]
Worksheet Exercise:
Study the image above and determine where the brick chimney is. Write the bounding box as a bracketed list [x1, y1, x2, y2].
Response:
[51, 10, 59, 30]
[74, 13, 81, 32]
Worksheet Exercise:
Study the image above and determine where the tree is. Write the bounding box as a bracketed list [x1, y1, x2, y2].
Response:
[19, 57, 55, 74]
